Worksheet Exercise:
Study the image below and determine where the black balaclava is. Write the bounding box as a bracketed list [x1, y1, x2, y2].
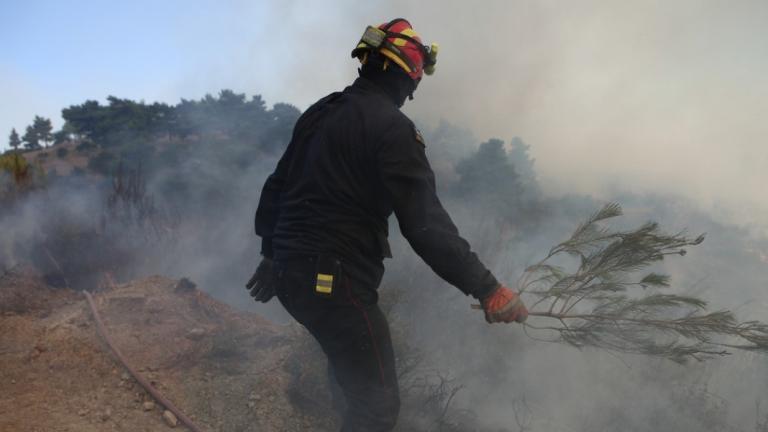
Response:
[359, 53, 418, 108]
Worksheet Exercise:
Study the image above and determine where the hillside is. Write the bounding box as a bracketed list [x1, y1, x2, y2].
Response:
[0, 268, 337, 432]
[20, 141, 89, 177]
[5, 89, 768, 432]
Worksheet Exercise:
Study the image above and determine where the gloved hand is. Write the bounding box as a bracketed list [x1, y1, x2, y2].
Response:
[245, 258, 278, 303]
[482, 285, 528, 324]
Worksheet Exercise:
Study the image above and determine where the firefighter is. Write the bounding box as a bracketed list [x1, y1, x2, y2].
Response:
[247, 18, 528, 432]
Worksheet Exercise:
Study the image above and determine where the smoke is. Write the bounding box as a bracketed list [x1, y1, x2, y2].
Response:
[4, 2, 768, 430]
[403, 1, 768, 233]
[381, 178, 768, 430]
[210, 0, 768, 233]
[8, 1, 767, 230]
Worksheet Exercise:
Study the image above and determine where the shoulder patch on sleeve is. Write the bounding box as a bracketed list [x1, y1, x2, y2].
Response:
[413, 126, 426, 146]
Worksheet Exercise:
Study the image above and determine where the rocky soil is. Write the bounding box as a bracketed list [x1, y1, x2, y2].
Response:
[0, 268, 337, 432]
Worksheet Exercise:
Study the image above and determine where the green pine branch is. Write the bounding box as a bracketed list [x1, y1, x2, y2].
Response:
[520, 202, 768, 363]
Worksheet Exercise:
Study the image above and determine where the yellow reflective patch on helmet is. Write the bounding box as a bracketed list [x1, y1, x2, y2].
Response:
[392, 38, 407, 47]
[393, 28, 418, 46]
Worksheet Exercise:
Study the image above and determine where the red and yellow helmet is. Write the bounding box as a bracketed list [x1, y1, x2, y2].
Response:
[351, 18, 438, 82]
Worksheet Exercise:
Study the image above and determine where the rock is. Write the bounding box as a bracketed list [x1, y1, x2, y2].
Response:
[248, 401, 256, 409]
[142, 401, 155, 411]
[174, 278, 196, 293]
[100, 408, 112, 422]
[121, 372, 131, 381]
[186, 328, 206, 340]
[77, 409, 88, 417]
[147, 301, 164, 313]
[162, 410, 178, 427]
[29, 348, 42, 360]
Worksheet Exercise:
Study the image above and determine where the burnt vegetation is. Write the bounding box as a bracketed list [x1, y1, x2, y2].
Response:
[1, 90, 301, 287]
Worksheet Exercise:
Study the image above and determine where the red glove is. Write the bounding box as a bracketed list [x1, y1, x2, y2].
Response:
[482, 285, 528, 324]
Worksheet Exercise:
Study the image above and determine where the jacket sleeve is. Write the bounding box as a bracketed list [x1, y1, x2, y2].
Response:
[254, 92, 340, 258]
[254, 137, 296, 258]
[375, 121, 499, 300]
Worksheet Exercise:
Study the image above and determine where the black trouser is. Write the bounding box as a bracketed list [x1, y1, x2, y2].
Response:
[275, 258, 400, 432]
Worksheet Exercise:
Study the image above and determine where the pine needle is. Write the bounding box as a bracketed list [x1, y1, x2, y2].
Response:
[520, 202, 768, 363]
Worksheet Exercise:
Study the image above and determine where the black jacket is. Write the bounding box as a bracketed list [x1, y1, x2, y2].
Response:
[255, 77, 498, 299]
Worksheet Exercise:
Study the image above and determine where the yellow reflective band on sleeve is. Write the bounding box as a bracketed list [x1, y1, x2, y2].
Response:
[315, 273, 334, 294]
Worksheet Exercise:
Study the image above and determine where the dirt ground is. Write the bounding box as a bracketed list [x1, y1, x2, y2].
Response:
[21, 141, 89, 177]
[0, 268, 338, 432]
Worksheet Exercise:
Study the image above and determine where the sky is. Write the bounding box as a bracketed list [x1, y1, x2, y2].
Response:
[3, 0, 768, 232]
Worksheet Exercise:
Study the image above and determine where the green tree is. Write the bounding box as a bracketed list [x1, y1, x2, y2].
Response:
[33, 116, 53, 148]
[62, 97, 175, 147]
[261, 102, 301, 153]
[53, 129, 70, 145]
[453, 138, 546, 227]
[455, 138, 521, 221]
[61, 100, 106, 142]
[22, 125, 40, 150]
[8, 128, 21, 152]
[508, 136, 538, 189]
[87, 151, 116, 175]
[56, 122, 78, 144]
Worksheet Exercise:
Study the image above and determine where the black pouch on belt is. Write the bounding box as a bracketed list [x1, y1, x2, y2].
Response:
[314, 255, 342, 298]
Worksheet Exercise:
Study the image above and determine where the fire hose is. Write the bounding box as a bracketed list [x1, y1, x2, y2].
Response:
[84, 291, 205, 432]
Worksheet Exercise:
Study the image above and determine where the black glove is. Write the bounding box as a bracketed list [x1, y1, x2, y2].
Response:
[245, 258, 278, 303]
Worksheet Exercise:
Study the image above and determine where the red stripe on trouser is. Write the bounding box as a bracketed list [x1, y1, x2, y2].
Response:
[346, 282, 387, 385]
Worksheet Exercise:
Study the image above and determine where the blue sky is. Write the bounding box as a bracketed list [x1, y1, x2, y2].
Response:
[3, 1, 200, 137]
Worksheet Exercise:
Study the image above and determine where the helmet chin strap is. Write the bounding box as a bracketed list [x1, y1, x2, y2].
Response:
[405, 73, 420, 101]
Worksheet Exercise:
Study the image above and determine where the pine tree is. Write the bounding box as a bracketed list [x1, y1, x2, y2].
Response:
[8, 128, 21, 152]
[22, 125, 40, 150]
[33, 116, 53, 148]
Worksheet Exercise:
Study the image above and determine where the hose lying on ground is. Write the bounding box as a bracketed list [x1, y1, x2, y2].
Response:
[84, 290, 205, 432]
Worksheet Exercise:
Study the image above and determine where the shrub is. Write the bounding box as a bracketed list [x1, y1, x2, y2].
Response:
[87, 151, 116, 176]
[76, 141, 97, 153]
